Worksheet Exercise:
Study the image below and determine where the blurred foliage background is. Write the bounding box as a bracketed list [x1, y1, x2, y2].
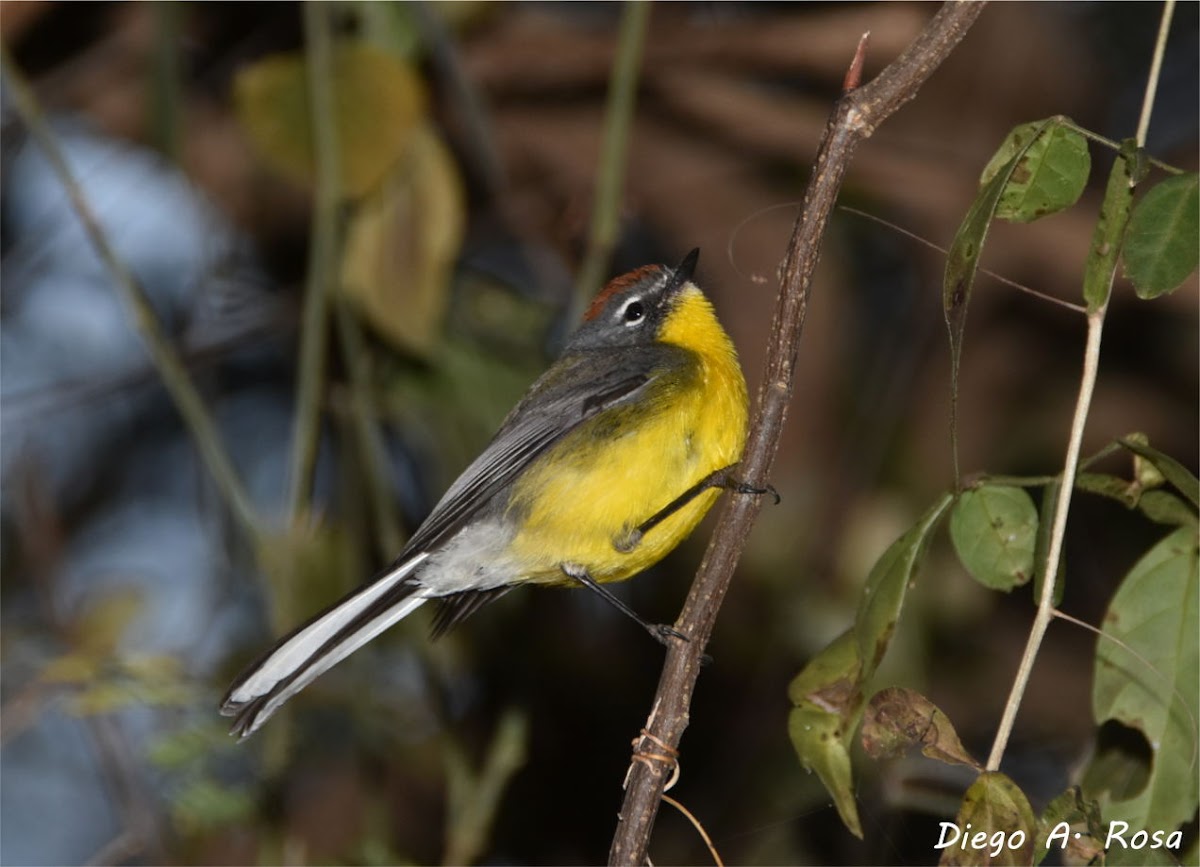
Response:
[1, 2, 1196, 865]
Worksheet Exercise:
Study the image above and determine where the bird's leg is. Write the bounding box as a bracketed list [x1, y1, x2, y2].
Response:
[560, 564, 688, 646]
[613, 463, 780, 554]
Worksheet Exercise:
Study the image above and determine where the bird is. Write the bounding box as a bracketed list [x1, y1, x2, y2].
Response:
[221, 249, 755, 738]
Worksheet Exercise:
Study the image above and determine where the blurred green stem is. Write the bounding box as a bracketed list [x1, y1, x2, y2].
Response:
[443, 709, 529, 866]
[571, 1, 650, 321]
[0, 48, 258, 537]
[286, 1, 343, 522]
[334, 301, 404, 559]
[151, 1, 182, 161]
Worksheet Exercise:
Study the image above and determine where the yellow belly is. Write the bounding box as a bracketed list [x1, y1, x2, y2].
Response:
[506, 291, 748, 586]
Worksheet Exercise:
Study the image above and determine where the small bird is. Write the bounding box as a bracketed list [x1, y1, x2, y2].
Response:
[221, 249, 753, 737]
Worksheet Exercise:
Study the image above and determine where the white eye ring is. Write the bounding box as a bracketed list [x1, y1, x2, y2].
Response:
[620, 297, 646, 325]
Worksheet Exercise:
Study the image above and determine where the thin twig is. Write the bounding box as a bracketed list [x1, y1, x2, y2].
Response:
[661, 795, 724, 867]
[1060, 118, 1183, 176]
[571, 0, 651, 322]
[984, 0, 1173, 772]
[839, 206, 1088, 314]
[985, 310, 1104, 770]
[607, 4, 987, 864]
[1135, 0, 1176, 148]
[0, 48, 259, 537]
[286, 1, 342, 522]
[333, 301, 404, 559]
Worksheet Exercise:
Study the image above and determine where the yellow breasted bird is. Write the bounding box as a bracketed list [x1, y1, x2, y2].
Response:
[221, 249, 751, 737]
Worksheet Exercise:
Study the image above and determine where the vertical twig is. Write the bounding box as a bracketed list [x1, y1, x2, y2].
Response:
[0, 49, 259, 537]
[333, 301, 404, 560]
[984, 312, 1104, 771]
[571, 1, 651, 321]
[608, 4, 987, 863]
[286, 1, 342, 522]
[150, 1, 182, 161]
[1135, 0, 1175, 147]
[985, 0, 1172, 772]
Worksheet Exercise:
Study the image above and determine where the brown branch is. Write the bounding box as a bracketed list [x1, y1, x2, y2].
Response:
[607, 3, 987, 864]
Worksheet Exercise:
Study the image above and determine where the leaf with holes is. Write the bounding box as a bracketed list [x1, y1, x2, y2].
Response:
[861, 687, 981, 770]
[787, 629, 864, 838]
[1090, 527, 1199, 834]
[950, 486, 1038, 591]
[980, 118, 1090, 223]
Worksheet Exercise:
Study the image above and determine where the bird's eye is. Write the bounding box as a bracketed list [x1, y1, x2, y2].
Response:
[622, 300, 645, 324]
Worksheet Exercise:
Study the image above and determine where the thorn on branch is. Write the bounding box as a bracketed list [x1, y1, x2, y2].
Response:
[844, 31, 871, 92]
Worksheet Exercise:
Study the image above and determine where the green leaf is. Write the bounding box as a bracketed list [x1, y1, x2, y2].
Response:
[1118, 437, 1200, 509]
[980, 118, 1090, 223]
[1123, 172, 1200, 298]
[788, 626, 863, 710]
[944, 121, 1054, 424]
[1091, 527, 1199, 833]
[1036, 787, 1104, 866]
[1138, 490, 1198, 529]
[1076, 471, 1142, 508]
[341, 125, 465, 355]
[1083, 140, 1139, 312]
[861, 687, 981, 770]
[950, 486, 1038, 591]
[856, 494, 954, 675]
[234, 41, 427, 198]
[787, 629, 864, 839]
[1082, 720, 1152, 805]
[788, 495, 952, 841]
[938, 772, 1038, 866]
[788, 704, 862, 839]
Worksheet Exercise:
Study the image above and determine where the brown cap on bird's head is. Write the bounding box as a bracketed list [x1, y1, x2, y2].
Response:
[567, 250, 702, 351]
[583, 249, 699, 322]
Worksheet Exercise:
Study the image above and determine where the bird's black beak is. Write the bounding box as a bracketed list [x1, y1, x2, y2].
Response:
[662, 248, 700, 300]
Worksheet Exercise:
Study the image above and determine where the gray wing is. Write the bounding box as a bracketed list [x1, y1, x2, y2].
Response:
[399, 343, 692, 557]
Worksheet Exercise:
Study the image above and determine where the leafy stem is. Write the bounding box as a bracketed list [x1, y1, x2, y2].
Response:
[984, 0, 1174, 773]
[286, 1, 343, 523]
